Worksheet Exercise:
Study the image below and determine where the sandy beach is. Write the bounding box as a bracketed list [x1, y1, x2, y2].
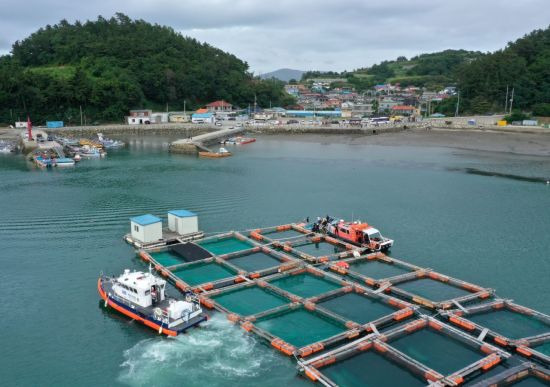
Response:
[264, 128, 550, 157]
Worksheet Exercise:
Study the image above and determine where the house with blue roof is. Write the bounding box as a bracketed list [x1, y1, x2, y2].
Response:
[191, 112, 215, 124]
[168, 209, 199, 236]
[130, 214, 162, 243]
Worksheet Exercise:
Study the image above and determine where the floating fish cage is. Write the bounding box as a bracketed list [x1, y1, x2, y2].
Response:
[138, 234, 304, 293]
[440, 299, 550, 367]
[251, 224, 362, 264]
[327, 253, 423, 287]
[124, 218, 549, 385]
[250, 223, 312, 242]
[298, 315, 511, 386]
[380, 269, 493, 311]
[198, 266, 418, 359]
[468, 361, 550, 386]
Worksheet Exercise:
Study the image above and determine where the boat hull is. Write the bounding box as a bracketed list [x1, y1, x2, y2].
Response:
[198, 151, 231, 158]
[97, 278, 207, 336]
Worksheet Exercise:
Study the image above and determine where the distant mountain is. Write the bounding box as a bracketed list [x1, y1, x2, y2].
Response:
[260, 68, 304, 82]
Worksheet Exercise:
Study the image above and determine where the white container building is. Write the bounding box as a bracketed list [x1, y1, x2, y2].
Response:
[168, 210, 198, 235]
[130, 214, 163, 243]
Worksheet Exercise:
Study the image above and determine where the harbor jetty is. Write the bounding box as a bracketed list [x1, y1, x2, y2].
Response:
[115, 210, 550, 386]
[170, 126, 246, 153]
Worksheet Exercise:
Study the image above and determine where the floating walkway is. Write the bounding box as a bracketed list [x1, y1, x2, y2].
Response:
[123, 218, 550, 386]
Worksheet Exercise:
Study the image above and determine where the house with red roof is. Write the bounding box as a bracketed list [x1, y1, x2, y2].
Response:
[391, 105, 417, 116]
[206, 100, 233, 112]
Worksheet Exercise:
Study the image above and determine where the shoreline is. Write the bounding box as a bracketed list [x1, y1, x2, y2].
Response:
[255, 129, 550, 158]
[1, 125, 549, 157]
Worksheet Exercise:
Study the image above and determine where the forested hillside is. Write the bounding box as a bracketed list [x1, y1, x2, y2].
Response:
[0, 14, 294, 124]
[301, 50, 482, 91]
[301, 26, 550, 115]
[456, 26, 550, 115]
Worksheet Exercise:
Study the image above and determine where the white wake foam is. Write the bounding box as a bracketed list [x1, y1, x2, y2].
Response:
[118, 314, 297, 386]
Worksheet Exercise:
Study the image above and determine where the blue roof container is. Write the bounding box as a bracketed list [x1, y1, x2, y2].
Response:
[168, 209, 196, 218]
[131, 214, 162, 226]
[192, 113, 213, 118]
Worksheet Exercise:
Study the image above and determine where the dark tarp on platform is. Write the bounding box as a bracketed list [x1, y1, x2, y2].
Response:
[170, 243, 213, 262]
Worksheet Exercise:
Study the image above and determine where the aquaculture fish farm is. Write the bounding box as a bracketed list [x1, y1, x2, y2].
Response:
[128, 222, 550, 386]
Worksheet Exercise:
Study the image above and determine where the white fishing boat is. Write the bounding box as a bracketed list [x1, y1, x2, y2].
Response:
[98, 133, 125, 148]
[98, 268, 207, 336]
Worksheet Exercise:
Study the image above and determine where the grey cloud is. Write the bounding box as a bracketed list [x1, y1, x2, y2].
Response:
[0, 0, 549, 72]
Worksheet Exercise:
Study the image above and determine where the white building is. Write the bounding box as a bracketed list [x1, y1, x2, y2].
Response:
[150, 112, 169, 124]
[168, 210, 198, 235]
[127, 109, 152, 125]
[191, 113, 215, 124]
[15, 121, 28, 128]
[130, 214, 162, 244]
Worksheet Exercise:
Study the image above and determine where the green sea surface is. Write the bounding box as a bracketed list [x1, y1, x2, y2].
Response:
[1, 134, 549, 386]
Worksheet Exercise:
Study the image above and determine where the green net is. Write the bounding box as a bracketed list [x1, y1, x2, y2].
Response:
[256, 308, 344, 348]
[395, 278, 471, 301]
[212, 286, 289, 316]
[319, 293, 396, 324]
[270, 273, 341, 298]
[173, 262, 236, 286]
[468, 310, 549, 339]
[227, 252, 282, 272]
[390, 329, 482, 375]
[198, 237, 253, 255]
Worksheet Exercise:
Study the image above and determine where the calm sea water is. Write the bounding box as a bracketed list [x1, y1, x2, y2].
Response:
[0, 134, 549, 386]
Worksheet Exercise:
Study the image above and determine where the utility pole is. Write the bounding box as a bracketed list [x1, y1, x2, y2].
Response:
[509, 88, 515, 114]
[455, 91, 460, 117]
[183, 100, 186, 118]
[80, 105, 83, 126]
[504, 85, 509, 113]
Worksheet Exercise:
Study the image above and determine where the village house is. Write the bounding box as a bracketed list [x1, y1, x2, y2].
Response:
[206, 100, 233, 112]
[378, 97, 400, 112]
[352, 103, 375, 117]
[391, 105, 417, 116]
[127, 109, 152, 124]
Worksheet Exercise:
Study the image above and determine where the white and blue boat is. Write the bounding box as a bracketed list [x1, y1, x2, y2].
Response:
[98, 269, 207, 336]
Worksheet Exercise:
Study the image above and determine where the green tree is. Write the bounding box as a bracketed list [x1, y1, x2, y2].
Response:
[532, 103, 550, 116]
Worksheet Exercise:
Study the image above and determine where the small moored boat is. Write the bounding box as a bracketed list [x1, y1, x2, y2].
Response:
[98, 269, 207, 336]
[199, 147, 232, 158]
[53, 157, 76, 167]
[221, 136, 256, 145]
[98, 133, 125, 148]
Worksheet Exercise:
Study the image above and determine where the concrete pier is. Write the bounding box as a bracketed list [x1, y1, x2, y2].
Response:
[170, 126, 246, 153]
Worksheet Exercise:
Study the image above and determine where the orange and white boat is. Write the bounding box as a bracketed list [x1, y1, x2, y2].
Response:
[315, 216, 394, 252]
[199, 147, 232, 158]
[98, 269, 207, 336]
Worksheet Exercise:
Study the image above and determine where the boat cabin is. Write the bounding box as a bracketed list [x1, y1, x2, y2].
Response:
[112, 269, 166, 308]
[330, 221, 382, 245]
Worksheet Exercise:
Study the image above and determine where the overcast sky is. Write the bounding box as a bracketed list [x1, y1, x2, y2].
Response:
[1, 0, 549, 73]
